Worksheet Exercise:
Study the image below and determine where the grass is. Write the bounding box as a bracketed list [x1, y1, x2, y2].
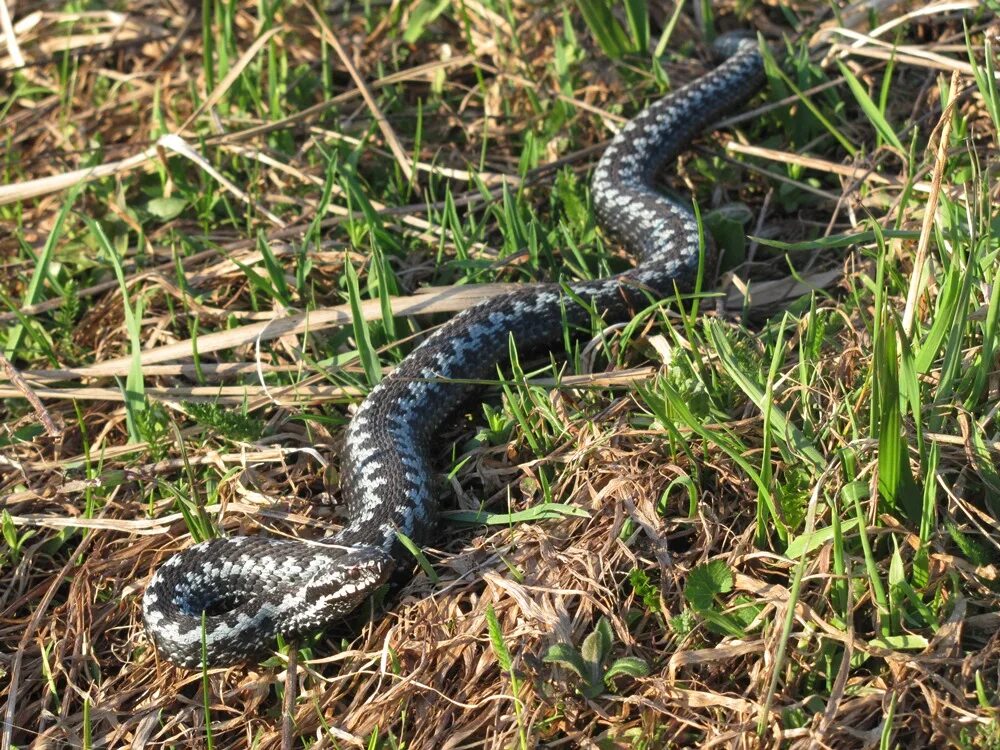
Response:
[2, 0, 1000, 747]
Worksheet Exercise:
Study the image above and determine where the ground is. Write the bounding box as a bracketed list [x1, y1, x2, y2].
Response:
[2, 0, 1000, 748]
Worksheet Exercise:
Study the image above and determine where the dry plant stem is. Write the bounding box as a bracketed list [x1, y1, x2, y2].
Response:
[282, 644, 298, 750]
[726, 141, 933, 193]
[0, 382, 362, 404]
[77, 282, 519, 377]
[826, 28, 992, 76]
[902, 69, 960, 335]
[0, 268, 840, 388]
[0, 0, 23, 68]
[305, 3, 416, 186]
[198, 51, 486, 146]
[0, 353, 60, 436]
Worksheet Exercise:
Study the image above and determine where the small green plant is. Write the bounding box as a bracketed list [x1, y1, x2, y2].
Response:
[684, 559, 733, 610]
[185, 401, 265, 443]
[53, 277, 82, 358]
[486, 605, 528, 750]
[683, 560, 763, 637]
[1, 509, 35, 564]
[543, 616, 649, 698]
[133, 401, 172, 460]
[575, 0, 649, 58]
[627, 568, 661, 614]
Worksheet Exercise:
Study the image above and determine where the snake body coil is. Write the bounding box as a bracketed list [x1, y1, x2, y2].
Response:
[143, 35, 766, 667]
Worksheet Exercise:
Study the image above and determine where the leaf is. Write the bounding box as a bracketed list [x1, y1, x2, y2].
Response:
[707, 322, 826, 473]
[684, 560, 733, 611]
[395, 530, 437, 583]
[874, 312, 920, 520]
[575, 0, 631, 58]
[868, 634, 929, 651]
[698, 607, 751, 638]
[86, 219, 146, 442]
[944, 519, 991, 566]
[703, 209, 748, 270]
[785, 517, 861, 558]
[581, 617, 612, 667]
[442, 503, 589, 525]
[2, 509, 18, 551]
[542, 643, 589, 681]
[835, 60, 904, 151]
[727, 595, 765, 630]
[343, 254, 382, 387]
[146, 196, 188, 220]
[750, 229, 919, 252]
[6, 182, 83, 358]
[627, 568, 661, 613]
[554, 168, 587, 227]
[604, 656, 650, 681]
[621, 0, 649, 53]
[403, 0, 450, 44]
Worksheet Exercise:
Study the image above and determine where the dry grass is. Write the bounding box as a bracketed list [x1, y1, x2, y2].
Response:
[3, 0, 1000, 748]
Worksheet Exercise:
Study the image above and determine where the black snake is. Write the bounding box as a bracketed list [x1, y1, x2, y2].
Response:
[142, 33, 766, 667]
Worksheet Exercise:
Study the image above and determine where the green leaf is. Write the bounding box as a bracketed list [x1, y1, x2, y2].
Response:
[698, 607, 751, 638]
[785, 517, 861, 558]
[835, 60, 904, 151]
[542, 642, 589, 681]
[146, 196, 188, 220]
[2, 509, 18, 552]
[395, 530, 438, 583]
[621, 0, 649, 53]
[6, 183, 82, 358]
[628, 568, 661, 613]
[684, 560, 733, 611]
[868, 634, 929, 650]
[604, 656, 650, 682]
[750, 229, 919, 252]
[703, 209, 749, 270]
[874, 313, 920, 519]
[402, 0, 450, 44]
[944, 519, 991, 566]
[442, 503, 589, 525]
[553, 168, 587, 227]
[343, 254, 382, 387]
[707, 322, 826, 473]
[976, 670, 991, 710]
[86, 219, 146, 443]
[256, 230, 292, 307]
[575, 0, 631, 58]
[581, 617, 613, 667]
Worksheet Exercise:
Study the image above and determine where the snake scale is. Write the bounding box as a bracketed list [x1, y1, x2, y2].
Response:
[142, 33, 766, 667]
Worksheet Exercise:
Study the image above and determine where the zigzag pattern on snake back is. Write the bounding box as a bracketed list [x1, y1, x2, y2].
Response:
[142, 33, 767, 667]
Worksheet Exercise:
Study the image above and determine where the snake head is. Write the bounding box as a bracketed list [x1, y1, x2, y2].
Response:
[297, 542, 396, 623]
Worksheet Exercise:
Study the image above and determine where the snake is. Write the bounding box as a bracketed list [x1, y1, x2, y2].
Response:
[142, 33, 766, 667]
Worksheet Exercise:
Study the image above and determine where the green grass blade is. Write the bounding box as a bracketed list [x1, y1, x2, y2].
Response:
[835, 60, 904, 151]
[343, 254, 382, 387]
